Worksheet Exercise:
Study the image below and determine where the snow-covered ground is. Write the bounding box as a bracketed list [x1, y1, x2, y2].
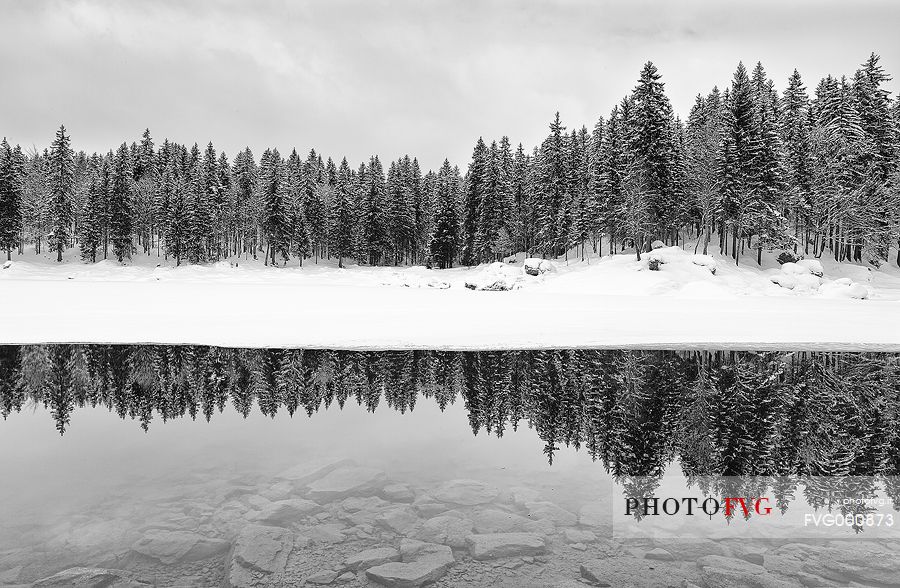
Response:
[3, 244, 900, 350]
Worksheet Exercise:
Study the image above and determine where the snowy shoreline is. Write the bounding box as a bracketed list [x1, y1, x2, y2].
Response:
[4, 247, 900, 350]
[4, 279, 900, 350]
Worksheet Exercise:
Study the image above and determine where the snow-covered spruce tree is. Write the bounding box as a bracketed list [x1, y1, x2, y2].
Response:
[0, 139, 25, 260]
[852, 53, 899, 261]
[130, 129, 156, 255]
[597, 98, 637, 256]
[230, 147, 257, 258]
[214, 151, 231, 260]
[259, 148, 291, 266]
[534, 112, 571, 258]
[387, 157, 416, 265]
[48, 125, 75, 262]
[629, 62, 680, 244]
[510, 143, 535, 256]
[619, 157, 654, 261]
[474, 140, 507, 263]
[327, 157, 355, 268]
[810, 75, 876, 262]
[780, 70, 814, 254]
[686, 89, 725, 255]
[358, 155, 389, 265]
[568, 126, 594, 260]
[78, 155, 105, 263]
[184, 158, 207, 264]
[746, 62, 788, 265]
[460, 137, 487, 265]
[108, 143, 134, 262]
[720, 62, 756, 265]
[302, 149, 326, 262]
[429, 159, 460, 269]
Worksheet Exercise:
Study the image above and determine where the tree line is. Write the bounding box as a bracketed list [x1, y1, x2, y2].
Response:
[1, 54, 899, 268]
[2, 344, 899, 517]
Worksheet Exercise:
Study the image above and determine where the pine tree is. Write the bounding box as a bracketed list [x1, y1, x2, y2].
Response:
[48, 125, 75, 262]
[327, 157, 355, 268]
[461, 138, 487, 265]
[259, 148, 291, 265]
[429, 159, 460, 269]
[630, 62, 679, 242]
[720, 62, 756, 264]
[747, 63, 787, 264]
[109, 143, 134, 262]
[780, 70, 813, 253]
[358, 156, 388, 265]
[79, 155, 105, 262]
[0, 139, 24, 259]
[686, 89, 724, 254]
[535, 113, 571, 257]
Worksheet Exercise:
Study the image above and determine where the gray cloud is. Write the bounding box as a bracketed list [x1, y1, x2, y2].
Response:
[1, 0, 897, 170]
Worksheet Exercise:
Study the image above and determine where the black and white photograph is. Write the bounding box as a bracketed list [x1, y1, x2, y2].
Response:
[1, 1, 900, 586]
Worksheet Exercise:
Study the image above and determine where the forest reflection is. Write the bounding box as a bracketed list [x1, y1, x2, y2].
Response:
[2, 345, 899, 509]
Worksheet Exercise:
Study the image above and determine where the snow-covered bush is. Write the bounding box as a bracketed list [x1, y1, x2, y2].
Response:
[651, 240, 666, 250]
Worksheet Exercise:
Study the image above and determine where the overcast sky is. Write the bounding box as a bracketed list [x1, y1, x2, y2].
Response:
[1, 0, 898, 170]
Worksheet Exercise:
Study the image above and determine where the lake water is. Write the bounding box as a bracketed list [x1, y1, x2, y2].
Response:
[0, 346, 898, 587]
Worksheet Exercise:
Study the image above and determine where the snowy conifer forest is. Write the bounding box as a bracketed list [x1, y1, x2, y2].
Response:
[2, 56, 899, 272]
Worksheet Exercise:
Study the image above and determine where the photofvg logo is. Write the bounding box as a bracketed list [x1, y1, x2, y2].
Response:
[626, 496, 772, 518]
[611, 476, 900, 540]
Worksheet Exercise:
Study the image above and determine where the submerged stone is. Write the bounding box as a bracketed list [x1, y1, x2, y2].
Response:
[131, 529, 229, 565]
[465, 533, 547, 560]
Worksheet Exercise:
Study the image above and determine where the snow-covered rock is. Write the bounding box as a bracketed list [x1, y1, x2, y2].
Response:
[796, 259, 824, 277]
[690, 254, 717, 274]
[794, 273, 822, 290]
[780, 262, 810, 276]
[465, 262, 525, 291]
[769, 273, 797, 290]
[523, 258, 556, 276]
[819, 280, 870, 299]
